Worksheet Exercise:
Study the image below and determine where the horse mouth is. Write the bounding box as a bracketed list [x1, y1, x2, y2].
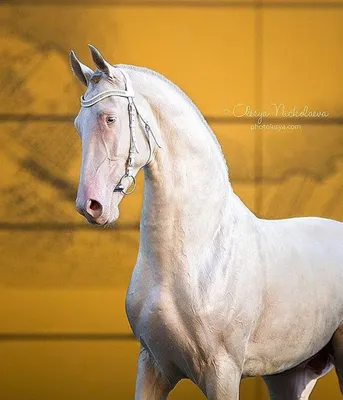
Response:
[77, 207, 111, 226]
[88, 218, 108, 226]
[84, 206, 119, 227]
[85, 216, 115, 227]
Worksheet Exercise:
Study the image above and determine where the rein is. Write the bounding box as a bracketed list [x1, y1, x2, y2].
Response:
[80, 68, 161, 195]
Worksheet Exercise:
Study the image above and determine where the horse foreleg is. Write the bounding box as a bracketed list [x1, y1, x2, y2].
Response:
[203, 358, 241, 400]
[134, 346, 178, 400]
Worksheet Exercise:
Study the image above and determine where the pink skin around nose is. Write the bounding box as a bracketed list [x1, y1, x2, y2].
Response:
[75, 175, 115, 224]
[76, 193, 120, 226]
[76, 186, 121, 225]
[85, 199, 103, 219]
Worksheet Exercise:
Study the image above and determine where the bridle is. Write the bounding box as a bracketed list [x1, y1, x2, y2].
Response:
[80, 68, 161, 195]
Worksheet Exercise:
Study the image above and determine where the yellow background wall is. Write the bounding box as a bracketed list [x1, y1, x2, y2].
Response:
[0, 0, 342, 399]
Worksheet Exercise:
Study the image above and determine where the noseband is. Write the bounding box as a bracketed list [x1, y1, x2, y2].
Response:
[80, 68, 161, 195]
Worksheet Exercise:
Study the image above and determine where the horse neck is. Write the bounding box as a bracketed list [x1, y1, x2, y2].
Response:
[129, 68, 252, 277]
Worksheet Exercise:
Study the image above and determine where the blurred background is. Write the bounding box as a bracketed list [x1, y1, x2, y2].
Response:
[0, 0, 342, 399]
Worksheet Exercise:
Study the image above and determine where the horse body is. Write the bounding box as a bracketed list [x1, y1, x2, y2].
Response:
[127, 201, 343, 382]
[70, 46, 343, 399]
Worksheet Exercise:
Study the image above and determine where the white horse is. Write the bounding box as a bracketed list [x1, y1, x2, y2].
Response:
[70, 45, 343, 400]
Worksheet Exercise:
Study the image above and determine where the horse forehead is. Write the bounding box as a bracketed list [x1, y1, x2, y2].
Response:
[78, 70, 128, 122]
[83, 79, 111, 99]
[83, 70, 125, 99]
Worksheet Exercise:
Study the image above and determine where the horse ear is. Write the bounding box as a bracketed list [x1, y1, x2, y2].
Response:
[69, 50, 93, 87]
[88, 44, 113, 77]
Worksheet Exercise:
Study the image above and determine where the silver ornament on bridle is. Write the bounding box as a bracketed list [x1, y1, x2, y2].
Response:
[80, 68, 161, 195]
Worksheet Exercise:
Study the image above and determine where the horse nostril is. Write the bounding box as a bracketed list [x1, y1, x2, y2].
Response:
[86, 199, 103, 219]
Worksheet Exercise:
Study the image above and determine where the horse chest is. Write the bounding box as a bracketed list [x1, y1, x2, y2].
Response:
[126, 284, 208, 375]
[127, 286, 185, 347]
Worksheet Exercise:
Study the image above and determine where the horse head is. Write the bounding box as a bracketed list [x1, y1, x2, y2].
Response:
[70, 45, 157, 226]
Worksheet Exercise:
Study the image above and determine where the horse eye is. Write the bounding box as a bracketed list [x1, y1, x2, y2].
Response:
[106, 116, 116, 125]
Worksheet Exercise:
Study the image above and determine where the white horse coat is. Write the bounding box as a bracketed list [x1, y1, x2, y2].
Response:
[70, 46, 343, 399]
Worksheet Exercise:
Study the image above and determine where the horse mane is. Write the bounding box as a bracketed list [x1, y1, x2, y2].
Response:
[115, 63, 229, 177]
